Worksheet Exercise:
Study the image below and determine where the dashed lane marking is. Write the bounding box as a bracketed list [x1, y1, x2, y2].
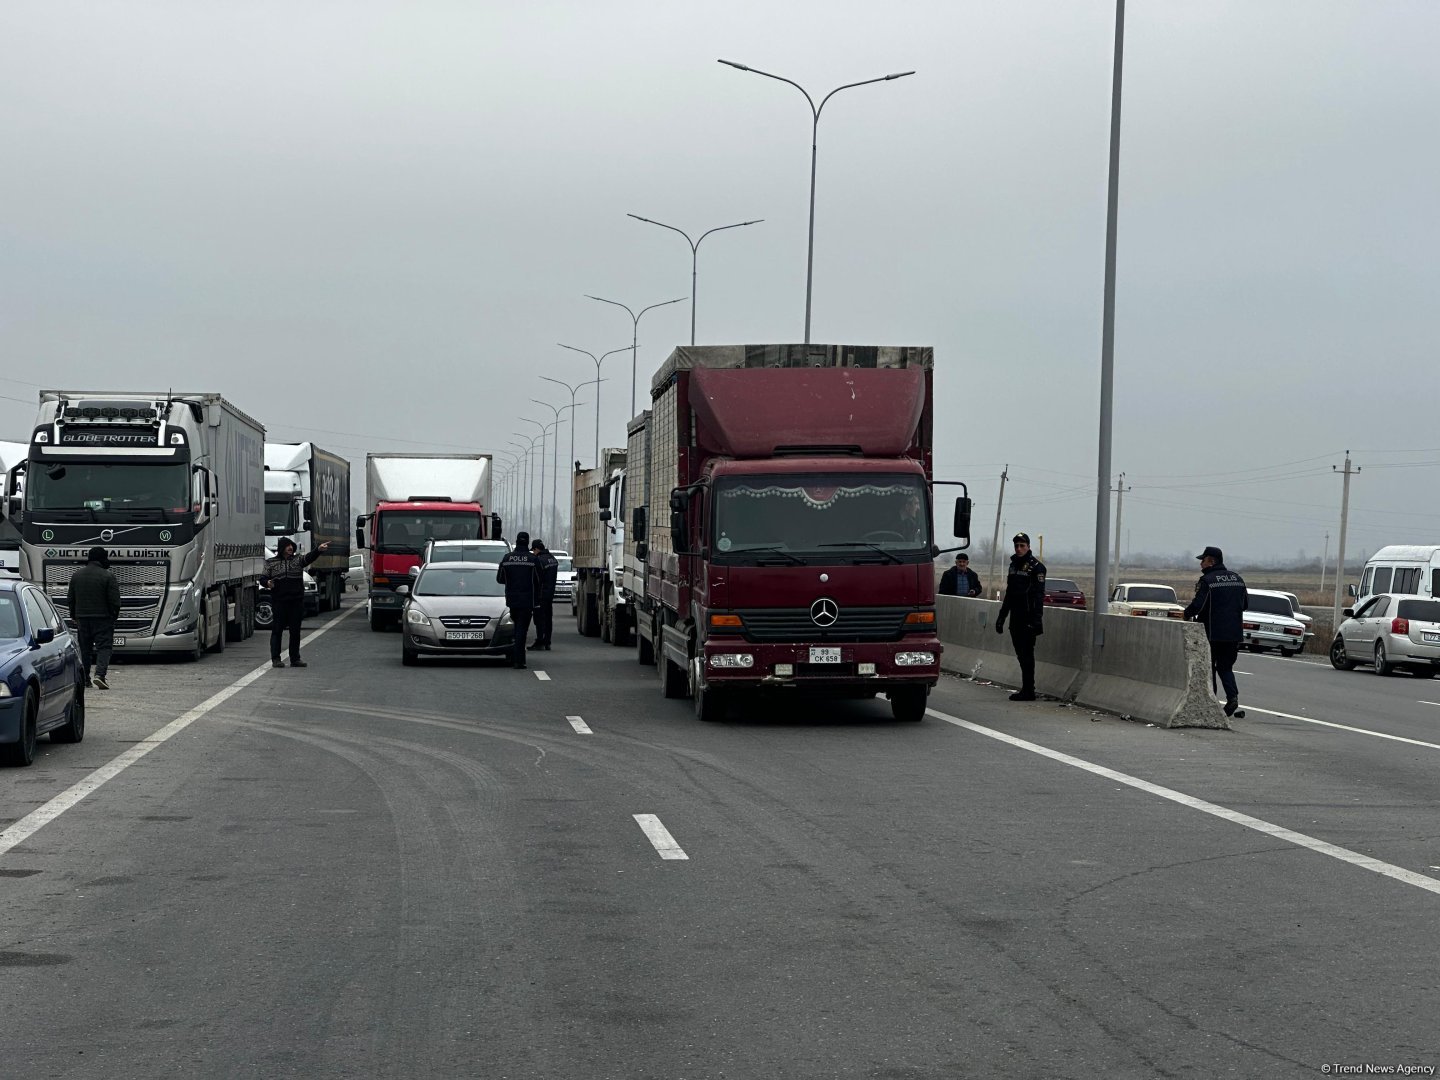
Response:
[535, 671, 551, 682]
[926, 705, 1440, 898]
[566, 715, 592, 734]
[633, 814, 688, 860]
[1245, 705, 1440, 751]
[1, 606, 362, 860]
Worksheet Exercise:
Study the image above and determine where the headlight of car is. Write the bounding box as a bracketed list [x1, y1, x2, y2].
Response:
[0, 681, 12, 698]
[498, 608, 513, 625]
[406, 607, 431, 627]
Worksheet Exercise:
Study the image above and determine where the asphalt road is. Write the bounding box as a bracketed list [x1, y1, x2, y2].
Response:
[2, 606, 1438, 1079]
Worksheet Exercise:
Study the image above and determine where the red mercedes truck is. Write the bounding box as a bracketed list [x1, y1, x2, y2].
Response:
[631, 344, 969, 722]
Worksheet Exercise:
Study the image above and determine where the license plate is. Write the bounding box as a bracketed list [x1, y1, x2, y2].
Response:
[1424, 632, 1440, 643]
[808, 647, 841, 664]
[113, 637, 126, 646]
[445, 631, 485, 641]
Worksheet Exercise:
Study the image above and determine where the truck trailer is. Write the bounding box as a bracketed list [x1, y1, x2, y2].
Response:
[263, 442, 351, 613]
[355, 453, 500, 631]
[3, 391, 266, 659]
[630, 344, 969, 722]
[570, 448, 629, 642]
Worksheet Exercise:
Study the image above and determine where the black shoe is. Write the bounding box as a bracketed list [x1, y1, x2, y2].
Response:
[1223, 698, 1240, 717]
[290, 660, 308, 668]
[1009, 690, 1037, 701]
[93, 675, 110, 690]
[271, 658, 285, 669]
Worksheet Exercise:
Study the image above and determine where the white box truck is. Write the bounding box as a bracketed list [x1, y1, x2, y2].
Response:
[264, 442, 352, 613]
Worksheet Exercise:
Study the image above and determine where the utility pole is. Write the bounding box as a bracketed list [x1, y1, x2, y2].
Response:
[1320, 530, 1329, 597]
[988, 466, 1008, 600]
[1110, 473, 1130, 589]
[1332, 453, 1359, 632]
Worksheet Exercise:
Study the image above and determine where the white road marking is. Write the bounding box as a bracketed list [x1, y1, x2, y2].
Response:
[633, 814, 688, 860]
[926, 705, 1440, 897]
[1254, 653, 1325, 666]
[566, 715, 592, 734]
[1234, 670, 1255, 675]
[0, 606, 360, 860]
[1245, 705, 1440, 751]
[535, 671, 551, 681]
[1419, 701, 1440, 708]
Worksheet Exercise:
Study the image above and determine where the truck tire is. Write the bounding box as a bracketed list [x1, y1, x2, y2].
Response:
[226, 587, 245, 642]
[370, 609, 386, 632]
[637, 623, 655, 666]
[207, 595, 226, 654]
[599, 600, 612, 643]
[579, 592, 600, 638]
[610, 607, 630, 648]
[889, 687, 928, 722]
[694, 681, 727, 722]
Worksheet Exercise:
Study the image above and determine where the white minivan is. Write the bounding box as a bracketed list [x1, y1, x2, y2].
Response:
[1353, 546, 1440, 603]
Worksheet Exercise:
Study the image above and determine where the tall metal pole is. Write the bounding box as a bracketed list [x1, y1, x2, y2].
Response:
[988, 465, 1008, 600]
[1332, 452, 1359, 631]
[1090, 0, 1126, 657]
[519, 418, 549, 538]
[718, 60, 914, 343]
[585, 295, 687, 419]
[627, 215, 762, 345]
[541, 374, 602, 541]
[557, 345, 633, 468]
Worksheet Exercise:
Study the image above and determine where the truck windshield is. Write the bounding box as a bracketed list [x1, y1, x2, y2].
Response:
[712, 474, 930, 562]
[27, 462, 190, 515]
[376, 511, 481, 554]
[264, 498, 295, 536]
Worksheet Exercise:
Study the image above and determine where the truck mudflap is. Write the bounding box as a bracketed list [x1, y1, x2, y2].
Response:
[701, 638, 942, 690]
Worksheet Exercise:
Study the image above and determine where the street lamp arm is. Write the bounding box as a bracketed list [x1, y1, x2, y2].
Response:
[585, 295, 637, 321]
[557, 343, 599, 363]
[600, 345, 637, 361]
[627, 213, 697, 252]
[637, 296, 688, 319]
[719, 59, 817, 116]
[696, 219, 764, 247]
[816, 71, 916, 120]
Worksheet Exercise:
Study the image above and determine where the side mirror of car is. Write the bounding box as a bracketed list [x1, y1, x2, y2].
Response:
[408, 565, 420, 577]
[34, 627, 55, 646]
[396, 585, 410, 597]
[1342, 608, 1354, 618]
[1346, 584, 1357, 598]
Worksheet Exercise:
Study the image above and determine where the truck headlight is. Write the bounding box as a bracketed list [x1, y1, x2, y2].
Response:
[709, 653, 754, 668]
[406, 608, 431, 627]
[895, 652, 936, 666]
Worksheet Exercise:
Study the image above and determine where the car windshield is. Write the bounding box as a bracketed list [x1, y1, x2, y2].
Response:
[0, 594, 21, 639]
[27, 462, 190, 513]
[1128, 586, 1177, 603]
[711, 474, 930, 562]
[415, 567, 506, 597]
[1046, 580, 1080, 594]
[1397, 599, 1440, 622]
[376, 511, 482, 554]
[429, 544, 505, 564]
[1248, 594, 1294, 617]
[264, 498, 295, 536]
[556, 557, 572, 572]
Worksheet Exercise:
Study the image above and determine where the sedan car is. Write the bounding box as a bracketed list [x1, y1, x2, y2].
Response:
[400, 561, 517, 665]
[1330, 593, 1440, 676]
[1242, 589, 1308, 656]
[1, 578, 86, 767]
[1109, 583, 1185, 618]
[1043, 578, 1087, 610]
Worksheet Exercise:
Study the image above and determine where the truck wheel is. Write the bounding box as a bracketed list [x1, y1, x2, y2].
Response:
[637, 624, 655, 666]
[226, 587, 245, 642]
[580, 593, 600, 639]
[889, 687, 928, 722]
[694, 682, 727, 723]
[611, 609, 630, 648]
[599, 601, 612, 643]
[243, 589, 257, 639]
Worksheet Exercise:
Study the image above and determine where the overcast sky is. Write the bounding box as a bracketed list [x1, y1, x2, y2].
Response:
[2, 1, 1437, 566]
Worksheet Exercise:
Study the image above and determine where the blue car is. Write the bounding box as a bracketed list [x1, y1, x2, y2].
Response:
[0, 578, 86, 767]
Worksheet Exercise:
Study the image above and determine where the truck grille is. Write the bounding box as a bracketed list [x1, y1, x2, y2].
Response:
[733, 606, 910, 643]
[44, 560, 170, 635]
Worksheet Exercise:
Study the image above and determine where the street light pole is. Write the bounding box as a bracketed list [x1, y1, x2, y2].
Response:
[531, 398, 582, 546]
[556, 344, 634, 467]
[540, 374, 602, 544]
[510, 436, 538, 530]
[626, 215, 762, 345]
[718, 59, 913, 344]
[519, 417, 556, 541]
[585, 294, 687, 418]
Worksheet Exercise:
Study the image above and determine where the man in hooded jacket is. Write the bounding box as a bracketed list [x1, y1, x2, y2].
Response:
[262, 536, 330, 668]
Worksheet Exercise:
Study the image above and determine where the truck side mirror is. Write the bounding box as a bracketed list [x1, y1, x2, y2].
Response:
[599, 509, 612, 523]
[636, 542, 648, 562]
[670, 490, 688, 512]
[952, 496, 972, 544]
[490, 512, 503, 540]
[632, 506, 647, 541]
[597, 482, 611, 511]
[670, 511, 688, 555]
[355, 515, 368, 550]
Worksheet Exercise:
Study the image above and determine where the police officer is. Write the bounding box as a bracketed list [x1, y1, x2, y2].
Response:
[995, 532, 1045, 701]
[1182, 545, 1249, 717]
[939, 553, 982, 598]
[496, 531, 539, 669]
[530, 538, 558, 650]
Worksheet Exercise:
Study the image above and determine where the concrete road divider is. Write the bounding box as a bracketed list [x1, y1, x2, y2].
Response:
[937, 597, 1228, 729]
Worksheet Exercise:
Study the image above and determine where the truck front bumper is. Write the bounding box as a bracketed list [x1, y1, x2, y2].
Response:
[369, 589, 404, 611]
[702, 638, 942, 692]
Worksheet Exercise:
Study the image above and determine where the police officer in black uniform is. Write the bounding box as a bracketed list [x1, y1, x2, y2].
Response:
[995, 532, 1046, 701]
[529, 538, 559, 650]
[496, 531, 539, 669]
[1182, 545, 1249, 717]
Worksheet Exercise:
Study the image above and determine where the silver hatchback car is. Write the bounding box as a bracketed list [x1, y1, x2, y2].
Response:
[1330, 593, 1440, 676]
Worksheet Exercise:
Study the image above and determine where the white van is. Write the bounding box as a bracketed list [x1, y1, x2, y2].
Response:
[1354, 546, 1440, 602]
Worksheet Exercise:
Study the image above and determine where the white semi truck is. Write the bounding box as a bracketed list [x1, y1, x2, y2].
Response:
[264, 442, 352, 613]
[571, 448, 631, 644]
[2, 391, 266, 659]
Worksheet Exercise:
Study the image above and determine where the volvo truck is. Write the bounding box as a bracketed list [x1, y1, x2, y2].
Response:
[355, 453, 500, 631]
[3, 392, 266, 659]
[630, 344, 969, 722]
[263, 442, 351, 613]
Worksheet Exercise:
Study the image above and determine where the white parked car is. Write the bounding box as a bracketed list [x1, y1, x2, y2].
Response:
[1330, 593, 1440, 676]
[550, 550, 575, 603]
[1279, 591, 1314, 637]
[1242, 589, 1308, 656]
[1108, 583, 1185, 618]
[347, 551, 366, 591]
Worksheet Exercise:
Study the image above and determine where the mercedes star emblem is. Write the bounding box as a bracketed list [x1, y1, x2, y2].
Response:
[810, 597, 839, 627]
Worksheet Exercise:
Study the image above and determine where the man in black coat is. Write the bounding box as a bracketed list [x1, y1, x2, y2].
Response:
[66, 545, 121, 689]
[262, 536, 330, 668]
[939, 553, 982, 598]
[529, 538, 559, 651]
[496, 531, 539, 669]
[995, 532, 1046, 701]
[1182, 545, 1249, 717]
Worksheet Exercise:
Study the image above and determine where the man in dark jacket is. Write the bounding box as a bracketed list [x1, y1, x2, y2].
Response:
[995, 532, 1046, 701]
[1182, 545, 1249, 717]
[262, 536, 330, 668]
[939, 553, 982, 598]
[529, 538, 559, 650]
[496, 531, 539, 669]
[66, 546, 120, 689]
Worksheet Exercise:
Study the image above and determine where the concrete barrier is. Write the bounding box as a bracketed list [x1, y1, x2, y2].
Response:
[937, 597, 1228, 729]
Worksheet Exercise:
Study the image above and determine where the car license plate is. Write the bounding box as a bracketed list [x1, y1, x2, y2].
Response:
[445, 631, 485, 641]
[1424, 632, 1440, 643]
[808, 647, 841, 664]
[113, 637, 126, 646]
